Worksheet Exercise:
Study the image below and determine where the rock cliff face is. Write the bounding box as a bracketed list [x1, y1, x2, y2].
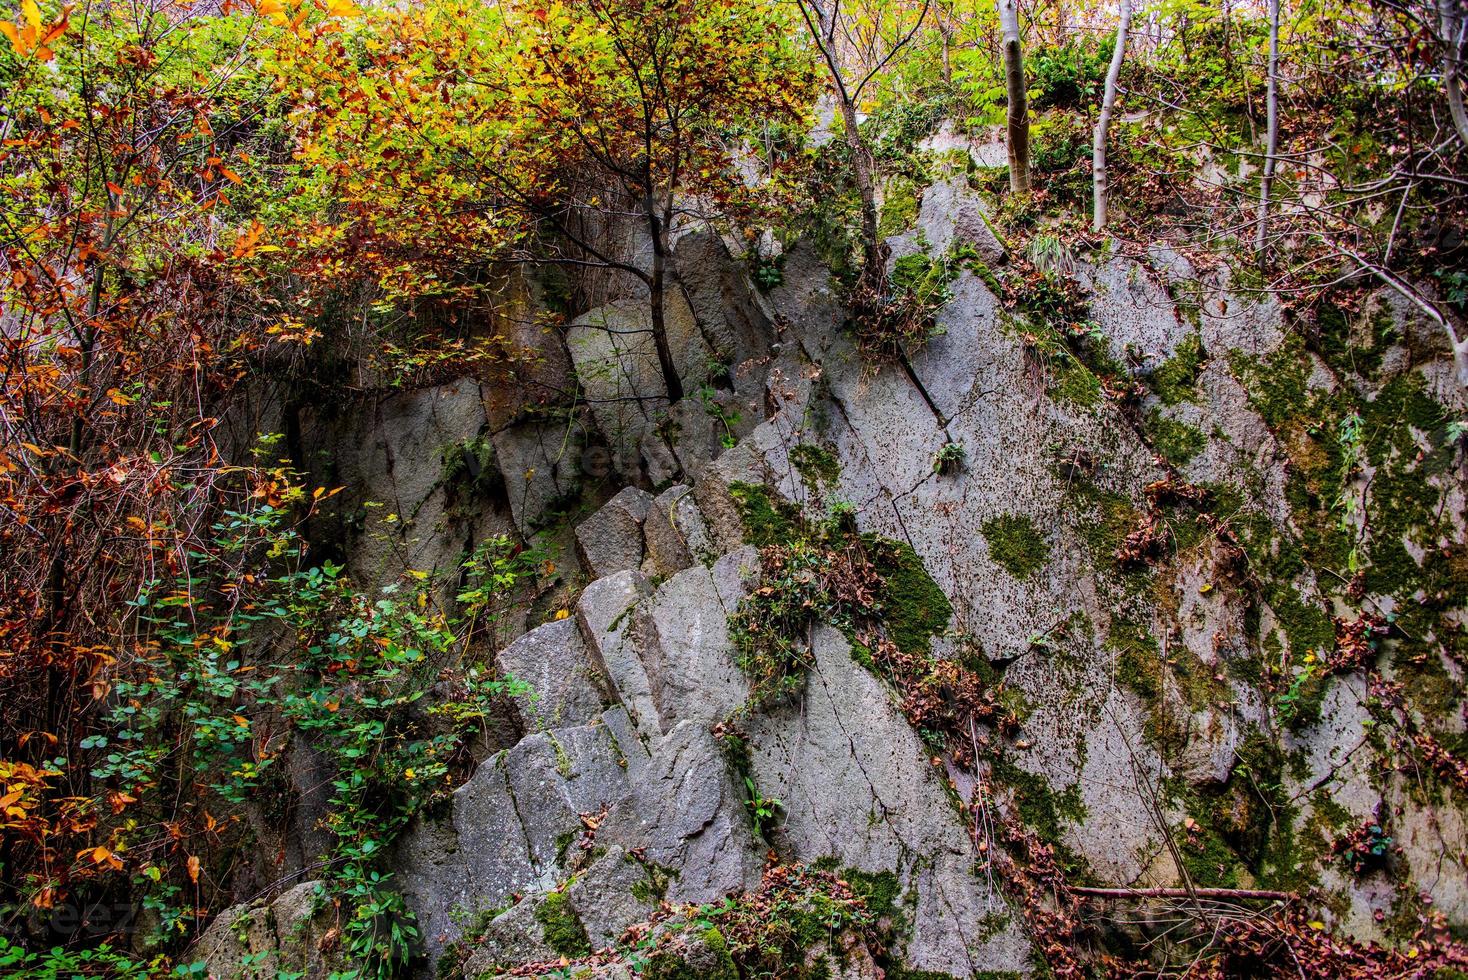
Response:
[202, 165, 1467, 978]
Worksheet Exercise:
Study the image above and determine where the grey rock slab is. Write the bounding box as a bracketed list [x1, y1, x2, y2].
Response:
[194, 881, 331, 980]
[888, 175, 1006, 266]
[505, 721, 639, 871]
[906, 270, 1004, 422]
[566, 846, 656, 949]
[567, 294, 711, 476]
[673, 230, 775, 367]
[576, 486, 654, 578]
[577, 571, 661, 738]
[747, 627, 1029, 976]
[461, 897, 557, 975]
[633, 563, 748, 729]
[497, 617, 610, 731]
[604, 719, 764, 901]
[1081, 254, 1189, 376]
[711, 546, 759, 612]
[492, 415, 587, 535]
[301, 378, 515, 598]
[642, 484, 715, 577]
[601, 705, 653, 781]
[389, 752, 538, 964]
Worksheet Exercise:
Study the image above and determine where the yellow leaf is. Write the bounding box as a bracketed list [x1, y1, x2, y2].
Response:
[1307, 920, 1324, 931]
[326, 0, 360, 16]
[554, 609, 570, 620]
[0, 22, 22, 55]
[21, 0, 40, 30]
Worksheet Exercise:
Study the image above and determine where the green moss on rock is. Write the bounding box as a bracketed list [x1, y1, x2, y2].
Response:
[1150, 333, 1206, 405]
[791, 443, 841, 488]
[532, 891, 591, 958]
[878, 177, 920, 238]
[981, 514, 1051, 579]
[1143, 410, 1206, 466]
[870, 537, 953, 654]
[645, 928, 739, 980]
[729, 481, 800, 548]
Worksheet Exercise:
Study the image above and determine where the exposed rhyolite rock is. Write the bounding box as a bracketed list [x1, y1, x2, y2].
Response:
[462, 897, 560, 975]
[575, 486, 654, 578]
[631, 561, 748, 730]
[565, 846, 657, 949]
[196, 881, 335, 980]
[565, 293, 712, 476]
[504, 715, 648, 870]
[491, 414, 590, 536]
[641, 483, 715, 576]
[388, 752, 540, 964]
[577, 570, 661, 739]
[237, 159, 1467, 979]
[300, 379, 517, 596]
[496, 617, 610, 731]
[887, 174, 1007, 269]
[748, 628, 1032, 975]
[600, 720, 765, 902]
[673, 230, 776, 369]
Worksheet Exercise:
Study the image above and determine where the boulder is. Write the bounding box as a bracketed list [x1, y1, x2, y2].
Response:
[194, 881, 334, 980]
[642, 484, 715, 576]
[576, 486, 654, 578]
[496, 617, 610, 731]
[577, 571, 661, 738]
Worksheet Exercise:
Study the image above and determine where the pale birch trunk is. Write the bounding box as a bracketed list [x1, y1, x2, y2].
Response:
[1255, 0, 1281, 259]
[1092, 0, 1132, 232]
[998, 0, 1030, 193]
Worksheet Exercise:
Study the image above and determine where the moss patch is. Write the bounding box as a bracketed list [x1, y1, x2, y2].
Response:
[871, 538, 953, 655]
[1150, 332, 1206, 405]
[532, 891, 591, 958]
[791, 443, 841, 489]
[1143, 410, 1206, 467]
[878, 177, 921, 238]
[728, 480, 800, 548]
[645, 927, 739, 980]
[981, 514, 1051, 579]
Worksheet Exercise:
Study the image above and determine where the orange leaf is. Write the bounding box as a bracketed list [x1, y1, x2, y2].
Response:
[187, 854, 200, 883]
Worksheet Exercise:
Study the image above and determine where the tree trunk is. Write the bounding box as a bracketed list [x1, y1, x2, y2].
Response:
[644, 195, 684, 404]
[1255, 0, 1280, 259]
[1442, 0, 1468, 148]
[1092, 0, 1132, 232]
[998, 0, 1030, 193]
[837, 94, 883, 274]
[939, 4, 953, 85]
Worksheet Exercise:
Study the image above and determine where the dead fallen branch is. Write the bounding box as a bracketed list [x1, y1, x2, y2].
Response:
[1073, 886, 1295, 902]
